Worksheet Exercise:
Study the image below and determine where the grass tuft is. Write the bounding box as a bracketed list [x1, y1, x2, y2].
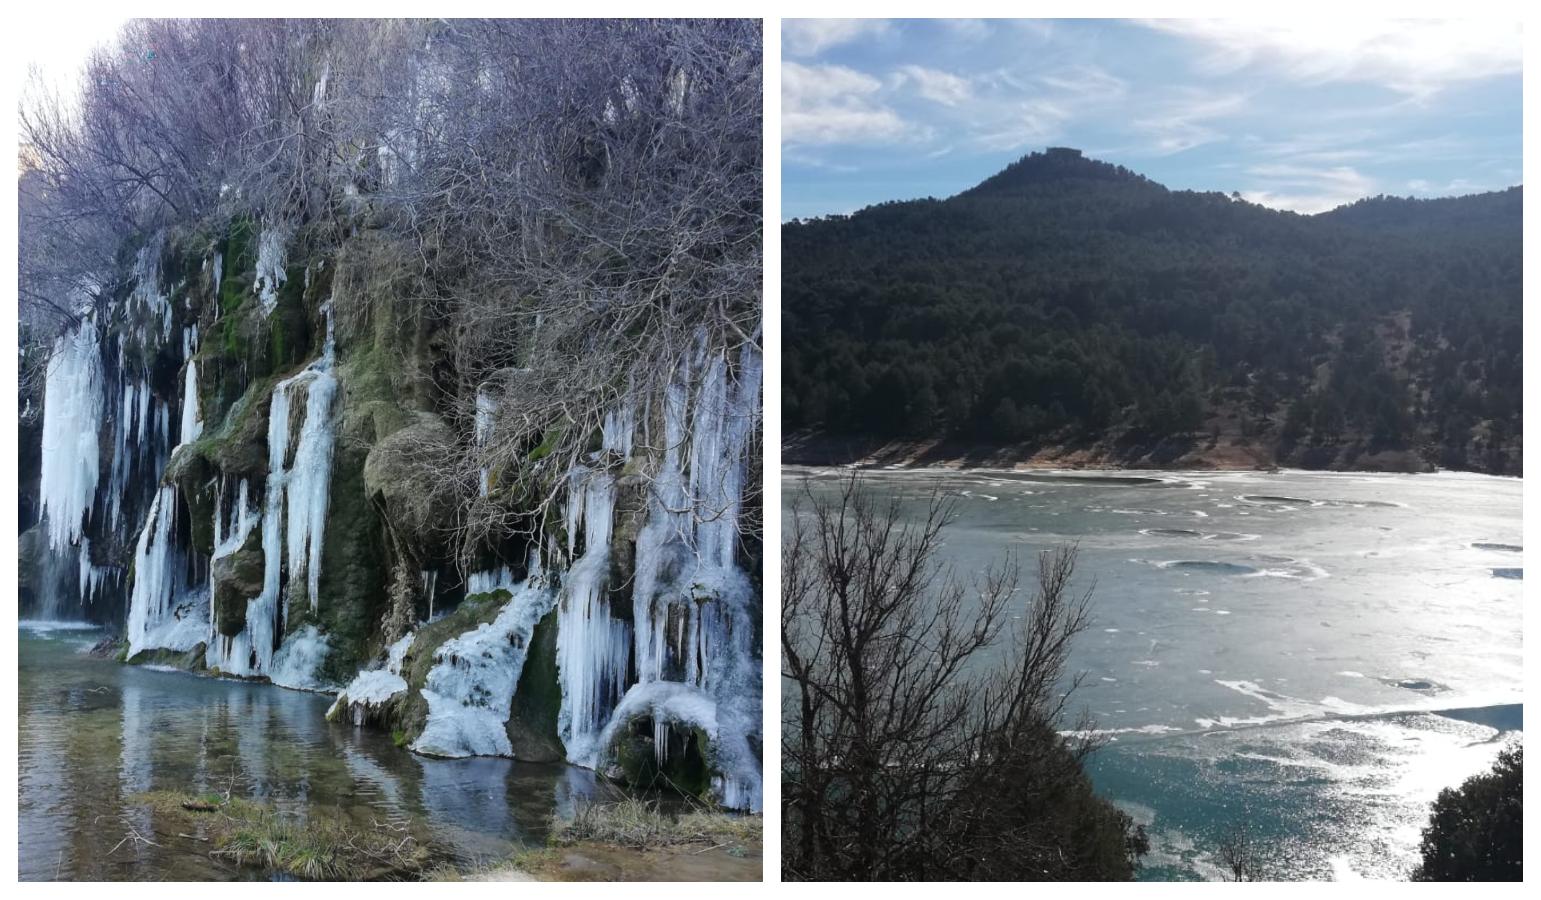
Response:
[133, 791, 429, 880]
[555, 796, 761, 851]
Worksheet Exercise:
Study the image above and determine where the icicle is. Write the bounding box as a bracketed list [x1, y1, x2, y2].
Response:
[421, 570, 438, 620]
[211, 252, 224, 319]
[39, 319, 104, 552]
[206, 304, 337, 676]
[178, 326, 203, 446]
[475, 389, 496, 496]
[125, 486, 208, 658]
[555, 465, 632, 765]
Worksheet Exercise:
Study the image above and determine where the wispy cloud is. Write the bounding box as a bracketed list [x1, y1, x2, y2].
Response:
[1240, 163, 1376, 213]
[1132, 90, 1248, 155]
[784, 19, 891, 57]
[782, 19, 1519, 220]
[783, 61, 912, 146]
[1140, 19, 1521, 98]
[892, 65, 973, 106]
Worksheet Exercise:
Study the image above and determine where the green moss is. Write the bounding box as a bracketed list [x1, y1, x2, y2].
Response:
[528, 426, 564, 462]
[224, 215, 258, 274]
[313, 442, 386, 684]
[608, 721, 715, 801]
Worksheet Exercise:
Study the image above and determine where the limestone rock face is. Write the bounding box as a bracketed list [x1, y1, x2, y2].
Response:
[363, 411, 455, 551]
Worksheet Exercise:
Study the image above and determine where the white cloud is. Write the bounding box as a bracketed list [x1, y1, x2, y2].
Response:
[783, 19, 891, 57]
[893, 65, 973, 106]
[1241, 163, 1376, 213]
[1141, 19, 1521, 97]
[783, 62, 910, 146]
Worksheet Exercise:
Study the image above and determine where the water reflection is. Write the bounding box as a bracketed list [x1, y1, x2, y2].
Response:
[19, 626, 612, 880]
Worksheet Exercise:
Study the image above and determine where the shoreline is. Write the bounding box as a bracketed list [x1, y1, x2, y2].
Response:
[782, 432, 1517, 478]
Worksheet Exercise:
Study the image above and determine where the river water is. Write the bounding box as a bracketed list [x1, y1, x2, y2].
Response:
[17, 623, 618, 881]
[783, 466, 1523, 881]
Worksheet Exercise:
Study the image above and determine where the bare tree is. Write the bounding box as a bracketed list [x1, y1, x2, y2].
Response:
[18, 19, 762, 586]
[782, 473, 1146, 881]
[1216, 821, 1265, 882]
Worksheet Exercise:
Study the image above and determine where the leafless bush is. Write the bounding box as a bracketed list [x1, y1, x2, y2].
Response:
[782, 473, 1143, 880]
[19, 18, 762, 571]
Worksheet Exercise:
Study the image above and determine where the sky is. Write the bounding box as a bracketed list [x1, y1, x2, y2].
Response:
[19, 15, 128, 103]
[782, 18, 1522, 220]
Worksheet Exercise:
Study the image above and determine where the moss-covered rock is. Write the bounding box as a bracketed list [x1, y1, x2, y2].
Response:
[127, 642, 208, 671]
[607, 719, 716, 802]
[312, 439, 386, 684]
[386, 589, 514, 745]
[506, 607, 565, 762]
[363, 411, 455, 553]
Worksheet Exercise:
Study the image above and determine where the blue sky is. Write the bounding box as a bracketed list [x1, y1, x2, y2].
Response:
[782, 19, 1522, 220]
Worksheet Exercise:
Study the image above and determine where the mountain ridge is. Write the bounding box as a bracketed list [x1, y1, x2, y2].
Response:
[782, 149, 1521, 475]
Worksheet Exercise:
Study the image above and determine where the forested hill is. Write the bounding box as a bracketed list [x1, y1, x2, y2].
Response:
[782, 148, 1522, 474]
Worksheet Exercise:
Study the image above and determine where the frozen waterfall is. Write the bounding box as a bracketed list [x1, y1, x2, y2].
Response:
[207, 306, 338, 676]
[39, 318, 104, 551]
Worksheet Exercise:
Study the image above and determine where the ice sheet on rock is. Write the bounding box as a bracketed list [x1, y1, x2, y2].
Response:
[39, 318, 104, 551]
[268, 624, 335, 692]
[412, 577, 557, 758]
[329, 631, 415, 724]
[254, 223, 292, 315]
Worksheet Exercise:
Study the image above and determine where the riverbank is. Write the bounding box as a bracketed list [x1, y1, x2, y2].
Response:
[443, 800, 762, 881]
[783, 430, 1506, 475]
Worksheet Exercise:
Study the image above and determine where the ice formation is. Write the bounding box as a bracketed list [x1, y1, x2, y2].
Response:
[207, 306, 337, 675]
[253, 223, 291, 315]
[413, 573, 558, 758]
[330, 632, 415, 725]
[268, 624, 334, 692]
[124, 486, 209, 659]
[555, 447, 633, 764]
[39, 318, 104, 551]
[177, 325, 202, 447]
[30, 216, 762, 811]
[555, 335, 764, 810]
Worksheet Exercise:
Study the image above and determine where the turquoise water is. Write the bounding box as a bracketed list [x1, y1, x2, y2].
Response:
[18, 624, 616, 881]
[783, 467, 1523, 880]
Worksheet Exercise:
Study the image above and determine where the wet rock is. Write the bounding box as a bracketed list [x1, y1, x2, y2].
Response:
[211, 527, 263, 637]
